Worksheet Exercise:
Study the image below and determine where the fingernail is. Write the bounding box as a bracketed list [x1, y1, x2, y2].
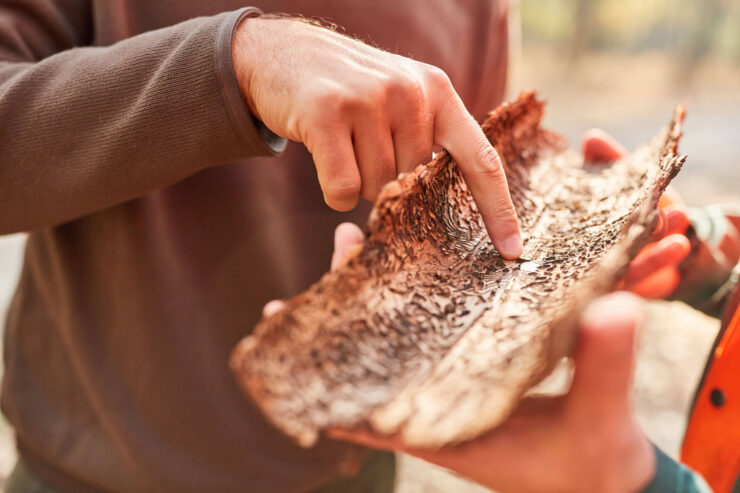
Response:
[499, 233, 523, 259]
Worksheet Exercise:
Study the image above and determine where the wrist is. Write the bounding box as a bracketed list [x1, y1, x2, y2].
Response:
[232, 14, 264, 119]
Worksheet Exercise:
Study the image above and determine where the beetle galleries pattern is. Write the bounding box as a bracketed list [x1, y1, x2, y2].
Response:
[231, 92, 685, 448]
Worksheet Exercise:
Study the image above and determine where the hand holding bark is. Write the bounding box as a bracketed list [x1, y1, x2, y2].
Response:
[330, 290, 655, 493]
[583, 130, 691, 298]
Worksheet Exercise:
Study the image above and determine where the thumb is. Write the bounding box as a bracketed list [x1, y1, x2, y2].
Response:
[330, 222, 365, 271]
[567, 293, 644, 419]
[262, 299, 286, 318]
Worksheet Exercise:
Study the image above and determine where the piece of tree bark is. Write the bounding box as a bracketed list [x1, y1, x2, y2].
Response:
[230, 92, 685, 448]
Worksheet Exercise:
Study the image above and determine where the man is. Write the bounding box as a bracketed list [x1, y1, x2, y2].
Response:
[0, 1, 520, 491]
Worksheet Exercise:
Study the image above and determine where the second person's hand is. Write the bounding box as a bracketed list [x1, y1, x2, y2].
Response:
[232, 15, 523, 259]
[583, 129, 691, 299]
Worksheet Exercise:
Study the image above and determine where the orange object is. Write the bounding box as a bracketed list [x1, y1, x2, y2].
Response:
[681, 304, 740, 492]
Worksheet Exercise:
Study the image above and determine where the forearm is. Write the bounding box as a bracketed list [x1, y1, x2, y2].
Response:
[0, 7, 284, 234]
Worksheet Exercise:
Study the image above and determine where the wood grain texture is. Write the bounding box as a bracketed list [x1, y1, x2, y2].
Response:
[230, 92, 685, 447]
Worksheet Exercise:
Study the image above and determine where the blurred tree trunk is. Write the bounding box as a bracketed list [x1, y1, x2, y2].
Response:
[674, 0, 724, 88]
[568, 0, 598, 66]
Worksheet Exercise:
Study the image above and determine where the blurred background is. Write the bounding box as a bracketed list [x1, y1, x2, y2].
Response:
[512, 0, 740, 205]
[0, 0, 738, 490]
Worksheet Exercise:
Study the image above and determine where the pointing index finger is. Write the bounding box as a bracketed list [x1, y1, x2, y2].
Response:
[434, 95, 523, 259]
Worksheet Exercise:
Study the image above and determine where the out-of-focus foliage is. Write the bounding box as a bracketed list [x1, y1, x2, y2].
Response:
[522, 0, 740, 60]
[514, 0, 740, 209]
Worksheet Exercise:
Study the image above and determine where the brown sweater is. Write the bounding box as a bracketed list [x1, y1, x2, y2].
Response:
[0, 1, 509, 491]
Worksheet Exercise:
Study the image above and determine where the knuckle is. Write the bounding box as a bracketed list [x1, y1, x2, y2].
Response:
[322, 82, 386, 116]
[307, 84, 369, 117]
[324, 177, 361, 205]
[423, 65, 452, 91]
[494, 200, 519, 229]
[304, 88, 346, 120]
[472, 145, 505, 181]
[387, 72, 424, 102]
[493, 191, 516, 212]
[327, 90, 357, 114]
[357, 80, 388, 110]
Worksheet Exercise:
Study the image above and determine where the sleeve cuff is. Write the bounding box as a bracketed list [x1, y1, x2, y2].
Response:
[640, 445, 712, 493]
[214, 7, 287, 156]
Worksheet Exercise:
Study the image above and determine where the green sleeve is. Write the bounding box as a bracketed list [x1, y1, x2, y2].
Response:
[640, 445, 712, 493]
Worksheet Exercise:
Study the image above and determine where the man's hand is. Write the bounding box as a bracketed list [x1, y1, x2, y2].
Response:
[232, 16, 522, 259]
[583, 130, 691, 299]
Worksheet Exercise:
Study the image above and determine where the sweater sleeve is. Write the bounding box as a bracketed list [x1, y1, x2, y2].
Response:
[0, 2, 286, 234]
[640, 445, 712, 493]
